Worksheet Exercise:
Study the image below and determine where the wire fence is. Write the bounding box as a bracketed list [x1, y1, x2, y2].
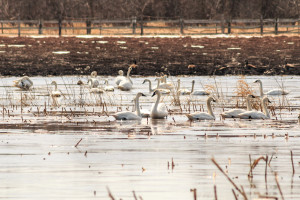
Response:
[0, 17, 299, 36]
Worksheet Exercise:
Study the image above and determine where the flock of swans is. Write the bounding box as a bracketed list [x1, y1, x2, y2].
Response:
[12, 65, 296, 122]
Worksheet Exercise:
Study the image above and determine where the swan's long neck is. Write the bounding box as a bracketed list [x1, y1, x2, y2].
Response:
[146, 80, 153, 92]
[207, 99, 215, 118]
[258, 81, 264, 97]
[177, 80, 181, 91]
[127, 68, 131, 78]
[153, 92, 161, 112]
[53, 82, 58, 90]
[163, 76, 167, 83]
[262, 99, 270, 118]
[191, 81, 195, 93]
[156, 79, 160, 88]
[246, 96, 252, 111]
[135, 95, 141, 117]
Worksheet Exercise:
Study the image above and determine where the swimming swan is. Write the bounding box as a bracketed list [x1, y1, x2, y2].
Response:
[221, 94, 256, 118]
[87, 71, 100, 88]
[254, 79, 289, 96]
[238, 96, 271, 119]
[104, 79, 114, 91]
[156, 77, 174, 90]
[177, 79, 190, 95]
[13, 76, 33, 90]
[186, 97, 216, 120]
[191, 80, 209, 95]
[118, 67, 133, 91]
[113, 92, 146, 120]
[143, 79, 170, 94]
[115, 70, 124, 85]
[150, 90, 168, 119]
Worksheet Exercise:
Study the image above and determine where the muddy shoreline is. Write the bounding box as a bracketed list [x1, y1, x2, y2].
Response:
[0, 36, 299, 76]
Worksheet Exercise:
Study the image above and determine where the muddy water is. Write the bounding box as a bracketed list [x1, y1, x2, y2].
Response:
[0, 75, 299, 199]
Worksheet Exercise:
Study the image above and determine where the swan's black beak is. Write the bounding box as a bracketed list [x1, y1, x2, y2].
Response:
[212, 98, 217, 103]
[151, 91, 157, 97]
[254, 80, 258, 83]
[142, 80, 145, 84]
[251, 95, 256, 98]
[141, 93, 146, 97]
[268, 100, 271, 103]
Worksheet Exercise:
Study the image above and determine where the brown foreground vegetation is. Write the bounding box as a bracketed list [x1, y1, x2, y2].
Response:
[0, 35, 299, 77]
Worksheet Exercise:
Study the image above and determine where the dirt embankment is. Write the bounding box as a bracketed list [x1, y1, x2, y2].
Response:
[0, 36, 299, 77]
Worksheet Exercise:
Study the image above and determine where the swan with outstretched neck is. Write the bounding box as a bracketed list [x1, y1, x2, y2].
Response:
[190, 80, 209, 95]
[150, 90, 168, 119]
[186, 97, 216, 120]
[143, 79, 170, 94]
[238, 96, 271, 119]
[118, 66, 133, 91]
[254, 79, 288, 96]
[221, 94, 256, 118]
[113, 92, 146, 120]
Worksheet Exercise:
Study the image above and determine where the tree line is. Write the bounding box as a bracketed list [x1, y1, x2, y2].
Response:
[1, 0, 299, 21]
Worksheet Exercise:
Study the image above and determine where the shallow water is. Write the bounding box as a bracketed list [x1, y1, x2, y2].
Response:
[0, 75, 299, 199]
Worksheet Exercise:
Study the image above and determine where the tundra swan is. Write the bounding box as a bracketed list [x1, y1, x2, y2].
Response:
[177, 79, 190, 95]
[13, 76, 33, 90]
[132, 95, 150, 118]
[191, 80, 209, 95]
[104, 79, 114, 91]
[115, 70, 124, 85]
[143, 79, 170, 94]
[254, 79, 288, 96]
[118, 66, 133, 91]
[238, 96, 271, 119]
[156, 77, 174, 90]
[221, 94, 255, 118]
[50, 81, 62, 97]
[186, 97, 216, 120]
[113, 92, 146, 120]
[150, 90, 168, 119]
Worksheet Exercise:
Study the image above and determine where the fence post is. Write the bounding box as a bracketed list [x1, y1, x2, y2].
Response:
[86, 19, 91, 34]
[38, 20, 43, 34]
[58, 17, 62, 36]
[260, 16, 263, 35]
[180, 18, 184, 34]
[132, 17, 136, 34]
[227, 18, 231, 34]
[274, 18, 278, 35]
[18, 17, 21, 37]
[140, 19, 144, 35]
[221, 14, 225, 34]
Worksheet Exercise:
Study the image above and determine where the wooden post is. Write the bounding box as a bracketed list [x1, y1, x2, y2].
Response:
[58, 17, 62, 36]
[18, 17, 21, 37]
[275, 18, 278, 35]
[86, 19, 91, 34]
[38, 20, 43, 34]
[1, 22, 3, 34]
[227, 18, 231, 34]
[132, 17, 136, 34]
[140, 18, 144, 35]
[260, 16, 263, 35]
[221, 14, 225, 34]
[180, 18, 184, 34]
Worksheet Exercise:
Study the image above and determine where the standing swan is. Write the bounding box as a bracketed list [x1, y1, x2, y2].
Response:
[238, 96, 271, 119]
[118, 66, 133, 91]
[254, 79, 289, 96]
[150, 90, 168, 119]
[13, 76, 33, 90]
[190, 80, 209, 95]
[221, 94, 256, 118]
[186, 97, 216, 120]
[113, 92, 146, 120]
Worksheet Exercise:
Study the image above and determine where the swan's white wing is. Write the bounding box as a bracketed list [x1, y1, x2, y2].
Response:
[157, 83, 174, 90]
[115, 76, 126, 85]
[221, 109, 246, 118]
[238, 111, 268, 119]
[104, 85, 114, 91]
[186, 112, 215, 120]
[178, 89, 190, 95]
[113, 111, 141, 120]
[266, 89, 288, 95]
[118, 80, 133, 91]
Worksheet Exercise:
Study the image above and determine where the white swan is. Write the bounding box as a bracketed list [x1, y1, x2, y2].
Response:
[132, 95, 150, 118]
[221, 94, 256, 118]
[254, 79, 289, 96]
[113, 92, 146, 120]
[238, 96, 271, 119]
[143, 79, 170, 94]
[186, 97, 216, 120]
[115, 70, 124, 85]
[191, 80, 209, 95]
[156, 77, 174, 90]
[104, 79, 114, 91]
[13, 76, 33, 90]
[50, 81, 62, 97]
[118, 67, 133, 91]
[150, 90, 168, 119]
[87, 71, 100, 88]
[177, 79, 190, 95]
